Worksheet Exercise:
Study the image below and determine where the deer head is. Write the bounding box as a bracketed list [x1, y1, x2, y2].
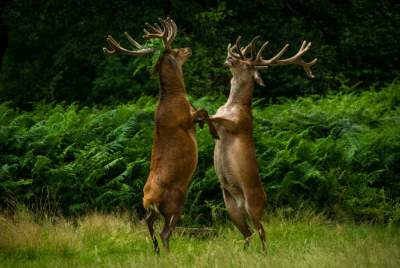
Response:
[225, 36, 318, 86]
[103, 17, 191, 73]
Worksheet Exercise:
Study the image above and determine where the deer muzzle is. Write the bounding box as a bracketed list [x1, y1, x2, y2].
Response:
[182, 47, 192, 57]
[224, 59, 233, 67]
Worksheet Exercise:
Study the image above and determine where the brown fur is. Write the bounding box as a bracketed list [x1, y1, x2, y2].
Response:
[143, 48, 217, 253]
[211, 54, 267, 250]
[103, 19, 218, 253]
[210, 36, 316, 250]
[143, 50, 197, 210]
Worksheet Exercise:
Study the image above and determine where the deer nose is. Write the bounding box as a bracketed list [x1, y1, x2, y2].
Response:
[224, 60, 232, 67]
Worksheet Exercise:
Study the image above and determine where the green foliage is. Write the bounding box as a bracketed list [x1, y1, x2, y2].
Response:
[1, 0, 399, 106]
[0, 97, 156, 215]
[1, 83, 400, 223]
[253, 82, 400, 223]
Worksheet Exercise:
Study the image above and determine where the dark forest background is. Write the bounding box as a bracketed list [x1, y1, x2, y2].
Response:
[1, 0, 400, 224]
[1, 0, 399, 107]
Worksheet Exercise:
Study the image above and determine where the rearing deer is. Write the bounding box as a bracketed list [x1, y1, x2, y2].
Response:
[103, 18, 218, 253]
[210, 36, 317, 250]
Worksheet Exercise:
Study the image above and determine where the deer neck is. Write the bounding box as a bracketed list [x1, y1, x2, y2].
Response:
[158, 63, 187, 100]
[226, 77, 254, 107]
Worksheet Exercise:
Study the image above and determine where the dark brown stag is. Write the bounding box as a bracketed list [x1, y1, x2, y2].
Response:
[103, 18, 218, 253]
[210, 36, 317, 250]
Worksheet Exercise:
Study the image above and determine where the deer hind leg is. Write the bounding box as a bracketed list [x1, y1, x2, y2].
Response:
[251, 216, 266, 251]
[160, 212, 180, 252]
[145, 209, 160, 254]
[245, 195, 267, 251]
[222, 188, 252, 249]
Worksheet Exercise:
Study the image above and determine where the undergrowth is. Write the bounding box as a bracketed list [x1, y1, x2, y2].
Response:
[1, 82, 400, 223]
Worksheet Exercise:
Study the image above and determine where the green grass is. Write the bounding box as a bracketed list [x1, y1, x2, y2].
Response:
[1, 211, 399, 268]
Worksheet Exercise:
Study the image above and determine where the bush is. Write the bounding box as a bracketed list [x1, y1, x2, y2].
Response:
[1, 82, 400, 223]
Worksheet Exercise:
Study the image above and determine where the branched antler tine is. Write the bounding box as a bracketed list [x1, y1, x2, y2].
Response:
[124, 32, 142, 49]
[269, 44, 290, 62]
[103, 35, 154, 56]
[303, 41, 312, 52]
[143, 18, 168, 46]
[158, 17, 166, 31]
[235, 36, 245, 59]
[227, 43, 233, 55]
[103, 47, 114, 54]
[254, 41, 269, 62]
[164, 18, 173, 45]
[294, 41, 311, 58]
[268, 41, 317, 78]
[227, 43, 241, 59]
[143, 22, 161, 38]
[103, 37, 116, 55]
[143, 17, 176, 48]
[242, 35, 260, 57]
[227, 43, 235, 57]
[168, 18, 178, 46]
[300, 58, 318, 78]
[154, 23, 162, 31]
[298, 40, 306, 51]
[300, 40, 312, 52]
[106, 36, 126, 53]
[251, 40, 258, 58]
[308, 58, 318, 65]
[145, 22, 160, 33]
[158, 18, 169, 46]
[105, 36, 121, 52]
[143, 28, 151, 36]
[276, 41, 312, 64]
[227, 43, 231, 53]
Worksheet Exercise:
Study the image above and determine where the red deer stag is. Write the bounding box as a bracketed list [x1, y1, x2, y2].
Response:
[210, 36, 317, 250]
[103, 18, 218, 253]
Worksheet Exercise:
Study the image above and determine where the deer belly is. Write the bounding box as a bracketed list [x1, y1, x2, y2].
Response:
[214, 143, 246, 209]
[152, 128, 198, 185]
[214, 139, 239, 185]
[214, 137, 257, 191]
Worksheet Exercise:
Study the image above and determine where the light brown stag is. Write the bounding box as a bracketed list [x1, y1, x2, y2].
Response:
[210, 36, 317, 250]
[103, 18, 218, 253]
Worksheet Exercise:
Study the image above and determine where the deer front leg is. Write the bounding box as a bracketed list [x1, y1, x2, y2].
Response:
[209, 115, 239, 133]
[191, 109, 219, 139]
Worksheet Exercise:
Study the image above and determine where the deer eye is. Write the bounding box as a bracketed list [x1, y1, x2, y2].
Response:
[168, 58, 177, 68]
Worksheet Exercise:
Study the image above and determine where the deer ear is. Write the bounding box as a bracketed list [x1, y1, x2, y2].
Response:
[254, 70, 266, 87]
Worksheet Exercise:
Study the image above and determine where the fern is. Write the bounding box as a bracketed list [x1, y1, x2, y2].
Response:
[1, 82, 400, 223]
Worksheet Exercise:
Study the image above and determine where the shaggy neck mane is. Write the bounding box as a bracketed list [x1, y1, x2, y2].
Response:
[156, 53, 187, 100]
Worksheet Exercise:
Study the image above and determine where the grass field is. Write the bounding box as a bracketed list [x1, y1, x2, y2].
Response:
[1, 210, 399, 268]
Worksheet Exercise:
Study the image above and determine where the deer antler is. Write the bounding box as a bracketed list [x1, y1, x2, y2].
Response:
[254, 40, 317, 78]
[242, 35, 260, 58]
[143, 17, 177, 49]
[228, 36, 262, 60]
[103, 31, 155, 56]
[103, 17, 178, 56]
[228, 37, 317, 78]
